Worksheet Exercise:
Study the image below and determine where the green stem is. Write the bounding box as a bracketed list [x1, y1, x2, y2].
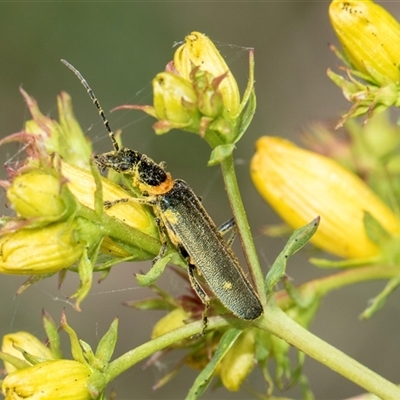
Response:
[105, 316, 230, 382]
[257, 307, 400, 399]
[77, 206, 161, 259]
[276, 264, 400, 310]
[220, 154, 266, 304]
[106, 302, 400, 398]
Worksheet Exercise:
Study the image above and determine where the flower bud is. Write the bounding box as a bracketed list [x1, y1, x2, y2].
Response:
[151, 308, 190, 339]
[2, 331, 53, 373]
[2, 359, 92, 400]
[7, 171, 67, 219]
[0, 222, 84, 275]
[21, 89, 92, 168]
[152, 72, 200, 133]
[190, 67, 224, 118]
[329, 0, 400, 84]
[60, 161, 158, 239]
[219, 329, 256, 391]
[251, 136, 400, 259]
[174, 31, 240, 119]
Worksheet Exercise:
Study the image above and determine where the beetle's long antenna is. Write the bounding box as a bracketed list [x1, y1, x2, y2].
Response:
[61, 59, 119, 152]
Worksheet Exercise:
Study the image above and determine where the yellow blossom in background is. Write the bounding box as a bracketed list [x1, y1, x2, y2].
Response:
[151, 308, 190, 339]
[251, 136, 400, 259]
[2, 332, 53, 374]
[174, 31, 241, 119]
[0, 222, 84, 275]
[219, 329, 256, 391]
[329, 0, 400, 85]
[2, 359, 92, 400]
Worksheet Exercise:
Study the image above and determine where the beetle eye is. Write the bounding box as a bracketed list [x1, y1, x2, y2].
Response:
[119, 163, 130, 171]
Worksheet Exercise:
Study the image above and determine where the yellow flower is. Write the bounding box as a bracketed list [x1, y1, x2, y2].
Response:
[251, 136, 400, 259]
[2, 332, 53, 374]
[0, 222, 84, 275]
[329, 0, 400, 84]
[219, 329, 256, 391]
[7, 171, 68, 220]
[174, 31, 240, 119]
[150, 72, 200, 134]
[2, 359, 92, 400]
[151, 308, 190, 339]
[60, 161, 158, 239]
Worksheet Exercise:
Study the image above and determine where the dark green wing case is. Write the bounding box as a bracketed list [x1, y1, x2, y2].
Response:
[158, 179, 263, 320]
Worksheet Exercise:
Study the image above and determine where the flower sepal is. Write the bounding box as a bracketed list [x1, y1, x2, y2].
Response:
[327, 66, 400, 128]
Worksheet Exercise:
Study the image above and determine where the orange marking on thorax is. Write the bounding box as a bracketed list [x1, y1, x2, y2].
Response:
[138, 173, 174, 195]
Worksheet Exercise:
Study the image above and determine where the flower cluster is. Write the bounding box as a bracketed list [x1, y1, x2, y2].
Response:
[113, 32, 256, 156]
[1, 312, 118, 399]
[0, 89, 159, 310]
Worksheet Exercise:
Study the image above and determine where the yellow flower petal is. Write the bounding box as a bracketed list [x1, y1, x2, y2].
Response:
[251, 136, 400, 259]
[60, 161, 158, 239]
[330, 0, 400, 84]
[7, 172, 67, 219]
[220, 330, 256, 392]
[151, 308, 190, 339]
[0, 222, 83, 275]
[153, 72, 198, 124]
[2, 360, 92, 400]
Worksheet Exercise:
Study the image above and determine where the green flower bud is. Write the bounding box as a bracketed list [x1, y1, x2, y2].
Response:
[7, 171, 67, 219]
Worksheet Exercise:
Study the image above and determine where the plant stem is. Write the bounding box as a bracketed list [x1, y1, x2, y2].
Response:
[77, 206, 161, 259]
[106, 304, 400, 398]
[257, 307, 400, 399]
[220, 154, 266, 304]
[105, 316, 229, 382]
[276, 264, 400, 310]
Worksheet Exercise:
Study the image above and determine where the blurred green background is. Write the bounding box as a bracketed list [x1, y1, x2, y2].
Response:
[1, 2, 400, 399]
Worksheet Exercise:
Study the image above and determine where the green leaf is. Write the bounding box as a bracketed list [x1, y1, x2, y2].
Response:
[42, 311, 62, 359]
[310, 256, 377, 269]
[235, 89, 256, 144]
[95, 318, 118, 367]
[361, 273, 400, 319]
[0, 351, 31, 370]
[136, 252, 174, 286]
[186, 328, 242, 400]
[364, 211, 391, 246]
[265, 217, 319, 297]
[208, 144, 236, 166]
[61, 312, 87, 366]
[125, 298, 175, 311]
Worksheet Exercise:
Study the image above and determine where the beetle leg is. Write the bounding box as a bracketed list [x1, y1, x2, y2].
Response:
[103, 196, 154, 210]
[187, 263, 210, 336]
[218, 217, 236, 247]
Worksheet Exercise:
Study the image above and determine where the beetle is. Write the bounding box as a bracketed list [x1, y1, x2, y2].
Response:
[61, 59, 263, 332]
